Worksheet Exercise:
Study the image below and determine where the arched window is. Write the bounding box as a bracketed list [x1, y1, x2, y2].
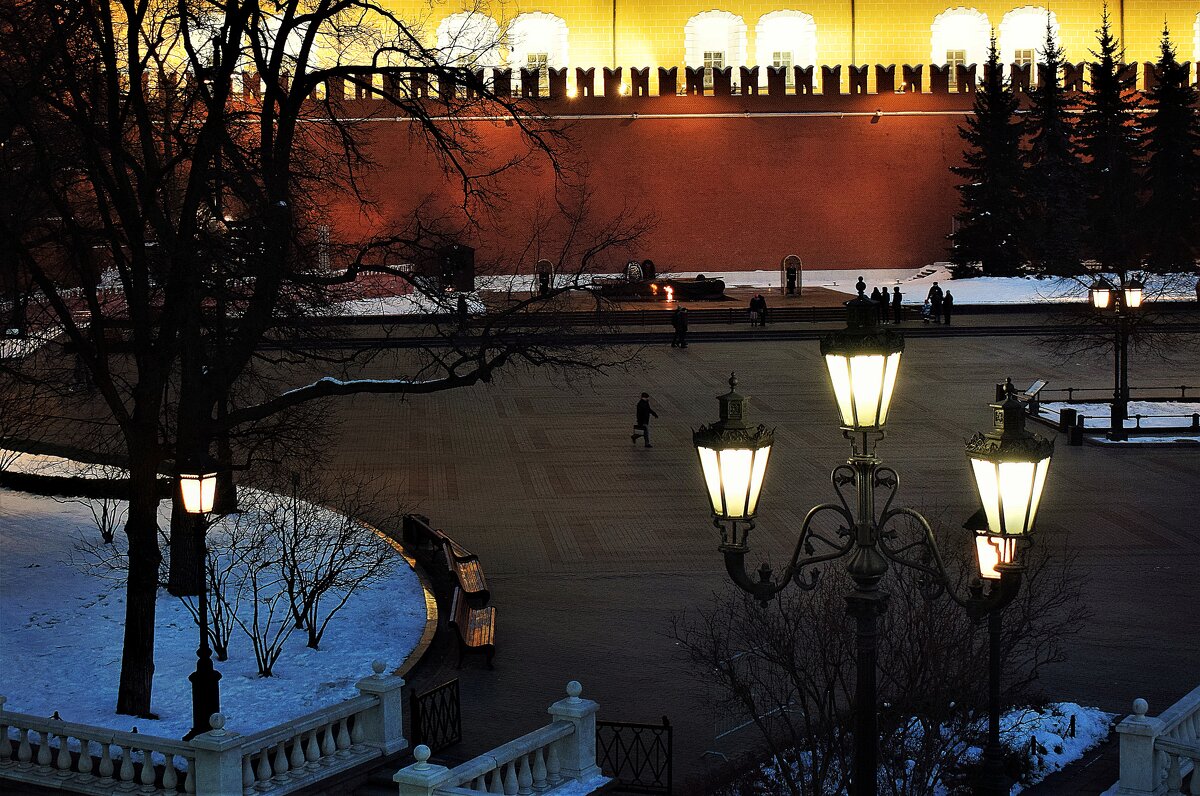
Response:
[685, 11, 748, 89]
[999, 6, 1058, 78]
[508, 13, 569, 93]
[1193, 12, 1199, 65]
[436, 11, 501, 68]
[755, 10, 817, 86]
[931, 7, 990, 89]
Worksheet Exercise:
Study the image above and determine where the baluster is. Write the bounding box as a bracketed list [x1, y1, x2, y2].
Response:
[471, 774, 485, 791]
[0, 710, 9, 766]
[349, 715, 365, 750]
[254, 747, 273, 789]
[162, 756, 179, 791]
[487, 765, 505, 793]
[335, 719, 351, 757]
[545, 741, 562, 785]
[289, 733, 306, 774]
[36, 730, 53, 768]
[241, 753, 255, 789]
[320, 722, 336, 759]
[98, 743, 114, 778]
[516, 752, 533, 795]
[184, 760, 197, 793]
[271, 741, 290, 783]
[531, 746, 548, 790]
[1189, 754, 1200, 795]
[55, 733, 73, 775]
[1166, 753, 1182, 795]
[503, 759, 519, 795]
[17, 728, 32, 767]
[77, 740, 94, 775]
[140, 747, 157, 789]
[305, 729, 321, 770]
[118, 746, 135, 783]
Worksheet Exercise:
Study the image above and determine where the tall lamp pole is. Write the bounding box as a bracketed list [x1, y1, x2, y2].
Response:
[179, 466, 222, 741]
[691, 289, 1053, 796]
[1090, 278, 1143, 442]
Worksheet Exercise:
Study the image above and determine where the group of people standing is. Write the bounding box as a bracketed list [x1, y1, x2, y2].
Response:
[859, 276, 905, 324]
[921, 281, 955, 325]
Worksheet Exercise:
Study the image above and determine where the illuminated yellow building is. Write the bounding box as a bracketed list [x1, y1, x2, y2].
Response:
[388, 1, 1199, 89]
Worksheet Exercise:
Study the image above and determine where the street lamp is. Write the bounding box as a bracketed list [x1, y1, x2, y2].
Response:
[1089, 276, 1143, 441]
[964, 391, 1054, 796]
[179, 461, 224, 741]
[690, 288, 1054, 796]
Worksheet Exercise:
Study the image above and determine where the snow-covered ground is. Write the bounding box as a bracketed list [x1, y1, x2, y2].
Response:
[1039, 401, 1200, 429]
[335, 291, 487, 316]
[0, 486, 428, 738]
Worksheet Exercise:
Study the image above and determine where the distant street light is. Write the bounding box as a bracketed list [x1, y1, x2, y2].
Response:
[690, 288, 1054, 796]
[1090, 276, 1144, 440]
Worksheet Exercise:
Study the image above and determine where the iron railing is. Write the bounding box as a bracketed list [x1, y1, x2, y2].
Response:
[596, 717, 672, 794]
[411, 679, 462, 755]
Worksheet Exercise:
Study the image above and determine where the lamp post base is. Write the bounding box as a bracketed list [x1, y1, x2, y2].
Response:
[184, 650, 222, 741]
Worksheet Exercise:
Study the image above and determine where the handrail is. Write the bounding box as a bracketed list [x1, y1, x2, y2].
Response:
[237, 692, 378, 749]
[0, 708, 193, 758]
[1155, 685, 1200, 735]
[441, 721, 574, 787]
[1155, 736, 1200, 756]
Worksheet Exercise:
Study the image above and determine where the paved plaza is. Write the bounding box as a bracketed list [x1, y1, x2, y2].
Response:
[326, 330, 1199, 788]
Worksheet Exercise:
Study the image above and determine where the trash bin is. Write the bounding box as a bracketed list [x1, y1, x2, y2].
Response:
[1059, 407, 1077, 433]
[1068, 415, 1085, 446]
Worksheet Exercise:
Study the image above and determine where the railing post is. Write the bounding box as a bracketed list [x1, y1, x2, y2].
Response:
[394, 745, 451, 796]
[547, 681, 601, 782]
[1116, 698, 1165, 795]
[190, 713, 247, 796]
[354, 660, 408, 754]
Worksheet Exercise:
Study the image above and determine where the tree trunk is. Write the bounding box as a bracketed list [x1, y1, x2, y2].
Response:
[116, 455, 164, 717]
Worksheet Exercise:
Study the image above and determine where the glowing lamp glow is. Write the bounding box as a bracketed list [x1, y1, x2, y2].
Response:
[1123, 278, 1144, 309]
[965, 392, 1054, 539]
[693, 374, 774, 521]
[665, 285, 674, 302]
[1090, 280, 1112, 309]
[179, 469, 219, 515]
[820, 290, 904, 430]
[566, 86, 578, 98]
[973, 533, 1018, 580]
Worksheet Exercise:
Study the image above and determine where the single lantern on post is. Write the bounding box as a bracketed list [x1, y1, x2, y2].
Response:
[820, 289, 904, 432]
[179, 467, 219, 515]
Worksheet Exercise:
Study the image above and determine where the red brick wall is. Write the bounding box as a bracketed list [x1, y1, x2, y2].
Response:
[320, 94, 973, 273]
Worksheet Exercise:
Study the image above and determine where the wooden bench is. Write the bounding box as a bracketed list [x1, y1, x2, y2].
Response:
[448, 587, 496, 668]
[450, 555, 490, 605]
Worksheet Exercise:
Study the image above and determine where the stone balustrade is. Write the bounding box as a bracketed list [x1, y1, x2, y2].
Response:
[395, 680, 607, 796]
[1115, 685, 1200, 795]
[0, 660, 407, 795]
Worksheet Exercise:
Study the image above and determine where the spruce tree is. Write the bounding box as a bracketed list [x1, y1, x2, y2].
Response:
[1076, 5, 1143, 276]
[1141, 26, 1200, 272]
[1021, 21, 1086, 276]
[949, 34, 1025, 277]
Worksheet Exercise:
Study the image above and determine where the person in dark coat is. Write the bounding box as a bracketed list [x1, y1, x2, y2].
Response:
[456, 294, 469, 332]
[879, 287, 890, 323]
[942, 290, 954, 325]
[671, 307, 689, 348]
[870, 286, 882, 308]
[892, 286, 903, 324]
[631, 393, 658, 448]
[755, 294, 768, 326]
[927, 281, 944, 323]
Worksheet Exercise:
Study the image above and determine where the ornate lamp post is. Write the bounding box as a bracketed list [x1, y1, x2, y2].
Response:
[1090, 277, 1143, 441]
[691, 288, 1054, 796]
[965, 392, 1055, 796]
[179, 463, 223, 741]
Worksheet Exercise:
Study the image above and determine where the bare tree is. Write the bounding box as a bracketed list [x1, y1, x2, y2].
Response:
[672, 535, 1087, 795]
[0, 0, 646, 716]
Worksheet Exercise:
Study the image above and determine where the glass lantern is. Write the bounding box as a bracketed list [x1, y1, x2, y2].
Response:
[693, 375, 774, 521]
[820, 290, 904, 430]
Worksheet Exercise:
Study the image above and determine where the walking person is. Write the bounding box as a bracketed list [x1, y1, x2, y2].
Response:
[927, 281, 944, 323]
[631, 393, 658, 448]
[671, 306, 689, 348]
[892, 286, 903, 324]
[755, 294, 768, 326]
[942, 290, 954, 326]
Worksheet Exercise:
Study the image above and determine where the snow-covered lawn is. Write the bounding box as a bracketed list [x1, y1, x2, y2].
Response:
[1039, 401, 1200, 430]
[0, 487, 428, 738]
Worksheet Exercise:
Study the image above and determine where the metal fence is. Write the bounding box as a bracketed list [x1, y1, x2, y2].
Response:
[411, 678, 462, 754]
[597, 717, 673, 794]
